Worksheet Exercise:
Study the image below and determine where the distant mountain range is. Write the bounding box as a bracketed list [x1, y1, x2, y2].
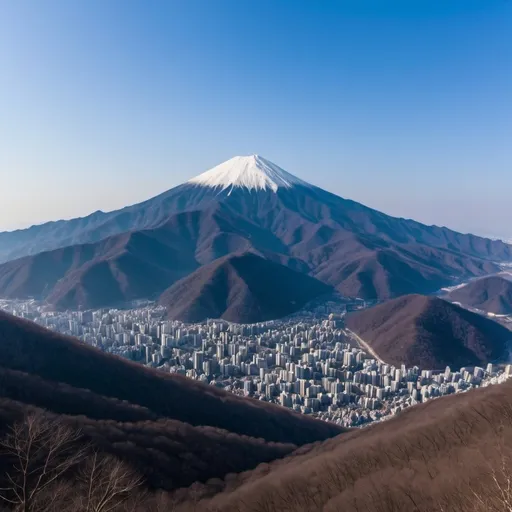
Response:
[0, 155, 510, 320]
[446, 275, 512, 315]
[345, 294, 512, 368]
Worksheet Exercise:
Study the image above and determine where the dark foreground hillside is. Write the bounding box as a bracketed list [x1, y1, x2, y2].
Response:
[0, 396, 295, 492]
[0, 310, 343, 499]
[2, 372, 512, 511]
[0, 311, 343, 445]
[345, 294, 511, 368]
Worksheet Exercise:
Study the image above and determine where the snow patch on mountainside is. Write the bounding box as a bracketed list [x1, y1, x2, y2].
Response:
[188, 155, 310, 193]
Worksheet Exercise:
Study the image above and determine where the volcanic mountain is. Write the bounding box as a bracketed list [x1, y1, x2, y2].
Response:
[345, 294, 511, 368]
[159, 252, 331, 323]
[0, 155, 510, 310]
[446, 275, 512, 315]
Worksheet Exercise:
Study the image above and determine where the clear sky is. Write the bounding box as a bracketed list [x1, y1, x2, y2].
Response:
[1, 0, 511, 237]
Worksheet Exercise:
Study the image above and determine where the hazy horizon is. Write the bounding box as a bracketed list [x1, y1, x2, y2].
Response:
[1, 0, 511, 238]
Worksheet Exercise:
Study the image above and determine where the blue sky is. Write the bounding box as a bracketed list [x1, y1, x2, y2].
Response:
[0, 0, 511, 237]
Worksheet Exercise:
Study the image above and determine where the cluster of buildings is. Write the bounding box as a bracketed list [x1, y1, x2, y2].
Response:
[1, 298, 510, 428]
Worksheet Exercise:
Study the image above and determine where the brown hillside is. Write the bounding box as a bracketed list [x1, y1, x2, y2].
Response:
[0, 396, 295, 492]
[345, 294, 511, 368]
[159, 252, 331, 323]
[189, 378, 512, 512]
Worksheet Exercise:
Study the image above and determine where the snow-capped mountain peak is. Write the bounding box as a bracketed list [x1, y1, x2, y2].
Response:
[187, 155, 309, 193]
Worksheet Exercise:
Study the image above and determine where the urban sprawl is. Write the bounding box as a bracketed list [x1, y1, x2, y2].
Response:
[1, 298, 510, 428]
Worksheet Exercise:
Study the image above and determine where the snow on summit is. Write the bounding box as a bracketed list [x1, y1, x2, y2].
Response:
[188, 155, 309, 193]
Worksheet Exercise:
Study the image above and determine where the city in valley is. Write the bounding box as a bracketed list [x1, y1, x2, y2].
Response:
[2, 297, 510, 429]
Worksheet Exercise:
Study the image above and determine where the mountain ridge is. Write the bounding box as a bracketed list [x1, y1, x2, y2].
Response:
[1, 156, 510, 263]
[0, 156, 510, 310]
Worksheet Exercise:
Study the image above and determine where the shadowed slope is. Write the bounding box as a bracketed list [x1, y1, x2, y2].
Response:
[159, 252, 331, 323]
[0, 395, 297, 491]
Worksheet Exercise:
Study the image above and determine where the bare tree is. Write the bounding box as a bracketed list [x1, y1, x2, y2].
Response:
[471, 450, 512, 512]
[0, 413, 88, 512]
[74, 452, 144, 512]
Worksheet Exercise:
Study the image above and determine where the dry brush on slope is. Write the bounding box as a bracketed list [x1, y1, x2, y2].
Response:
[176, 379, 512, 512]
[0, 396, 296, 493]
[7, 382, 512, 512]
